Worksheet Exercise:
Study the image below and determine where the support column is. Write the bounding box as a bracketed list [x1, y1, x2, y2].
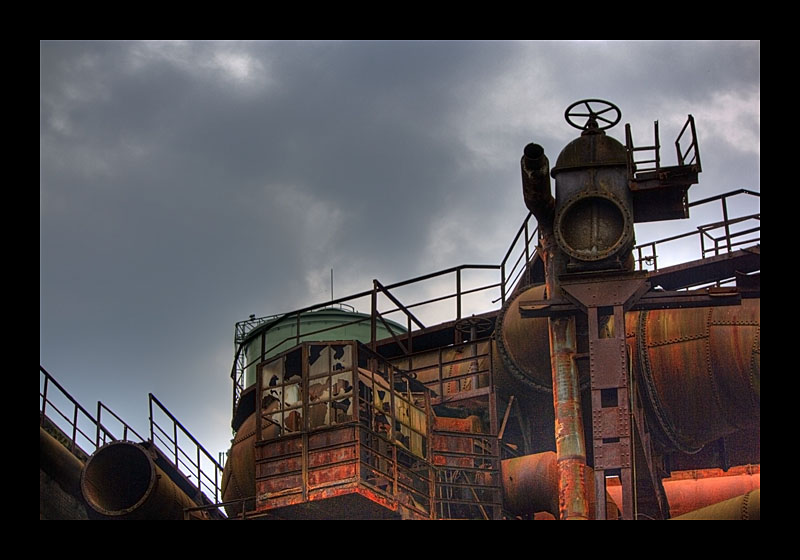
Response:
[560, 274, 648, 520]
[587, 304, 634, 520]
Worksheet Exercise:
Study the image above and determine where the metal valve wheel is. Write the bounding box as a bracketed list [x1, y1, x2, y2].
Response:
[565, 99, 621, 131]
[455, 316, 494, 337]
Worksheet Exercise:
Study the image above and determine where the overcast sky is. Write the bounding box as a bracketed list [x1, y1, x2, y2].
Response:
[40, 40, 760, 474]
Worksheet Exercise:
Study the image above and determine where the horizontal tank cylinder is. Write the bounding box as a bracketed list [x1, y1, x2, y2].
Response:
[495, 284, 760, 453]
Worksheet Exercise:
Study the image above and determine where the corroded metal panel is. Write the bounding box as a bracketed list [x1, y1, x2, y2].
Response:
[628, 298, 760, 453]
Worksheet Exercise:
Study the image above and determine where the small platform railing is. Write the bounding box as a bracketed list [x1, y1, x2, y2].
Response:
[634, 189, 760, 272]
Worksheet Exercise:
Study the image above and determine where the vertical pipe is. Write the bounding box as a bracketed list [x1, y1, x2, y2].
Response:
[549, 315, 592, 520]
[521, 142, 591, 520]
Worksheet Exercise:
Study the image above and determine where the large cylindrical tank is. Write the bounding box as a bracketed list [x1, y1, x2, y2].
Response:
[494, 284, 552, 395]
[495, 284, 760, 453]
[629, 299, 760, 453]
[241, 307, 406, 389]
[221, 413, 258, 517]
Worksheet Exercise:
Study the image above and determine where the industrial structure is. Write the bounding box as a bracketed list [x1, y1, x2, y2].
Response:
[40, 99, 760, 520]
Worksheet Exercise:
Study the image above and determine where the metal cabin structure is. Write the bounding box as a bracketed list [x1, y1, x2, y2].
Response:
[40, 99, 760, 520]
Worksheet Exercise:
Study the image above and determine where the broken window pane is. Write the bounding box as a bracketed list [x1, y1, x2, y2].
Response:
[308, 379, 330, 403]
[308, 345, 330, 377]
[331, 344, 352, 372]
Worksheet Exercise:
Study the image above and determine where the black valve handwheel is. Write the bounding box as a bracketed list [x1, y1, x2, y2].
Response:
[565, 99, 621, 131]
[455, 316, 494, 335]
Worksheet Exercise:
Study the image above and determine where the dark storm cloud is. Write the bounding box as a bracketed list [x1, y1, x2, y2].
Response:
[40, 40, 759, 458]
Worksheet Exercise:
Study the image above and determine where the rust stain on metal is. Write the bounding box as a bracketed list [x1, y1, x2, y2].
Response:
[628, 298, 760, 453]
[557, 459, 593, 520]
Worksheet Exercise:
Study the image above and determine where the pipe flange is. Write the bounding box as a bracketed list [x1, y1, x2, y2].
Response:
[554, 190, 634, 263]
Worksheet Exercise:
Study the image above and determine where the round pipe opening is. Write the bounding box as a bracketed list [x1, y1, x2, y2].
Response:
[81, 442, 155, 515]
[524, 143, 545, 160]
[556, 195, 630, 261]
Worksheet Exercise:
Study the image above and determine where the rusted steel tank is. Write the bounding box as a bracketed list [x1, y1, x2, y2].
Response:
[494, 284, 552, 395]
[501, 452, 559, 516]
[221, 413, 257, 517]
[221, 412, 281, 517]
[495, 284, 760, 453]
[81, 440, 207, 520]
[626, 298, 760, 453]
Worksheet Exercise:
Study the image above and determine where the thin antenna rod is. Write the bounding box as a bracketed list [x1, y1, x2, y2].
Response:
[331, 268, 334, 301]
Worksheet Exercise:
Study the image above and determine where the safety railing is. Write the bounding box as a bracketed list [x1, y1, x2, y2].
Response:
[626, 120, 661, 175]
[634, 189, 760, 272]
[391, 337, 493, 405]
[625, 115, 701, 178]
[231, 212, 539, 413]
[41, 366, 225, 514]
[676, 114, 701, 169]
[149, 393, 225, 505]
[96, 401, 146, 445]
[40, 365, 118, 460]
[433, 429, 502, 519]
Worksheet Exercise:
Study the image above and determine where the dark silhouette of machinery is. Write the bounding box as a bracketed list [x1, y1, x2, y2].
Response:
[40, 99, 759, 520]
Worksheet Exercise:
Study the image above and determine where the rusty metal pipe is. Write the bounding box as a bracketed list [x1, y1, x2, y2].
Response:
[40, 427, 91, 519]
[501, 452, 617, 519]
[520, 141, 592, 519]
[670, 489, 760, 520]
[81, 441, 203, 520]
[521, 143, 555, 229]
[40, 427, 85, 500]
[501, 451, 559, 516]
[549, 315, 592, 520]
[607, 467, 760, 518]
